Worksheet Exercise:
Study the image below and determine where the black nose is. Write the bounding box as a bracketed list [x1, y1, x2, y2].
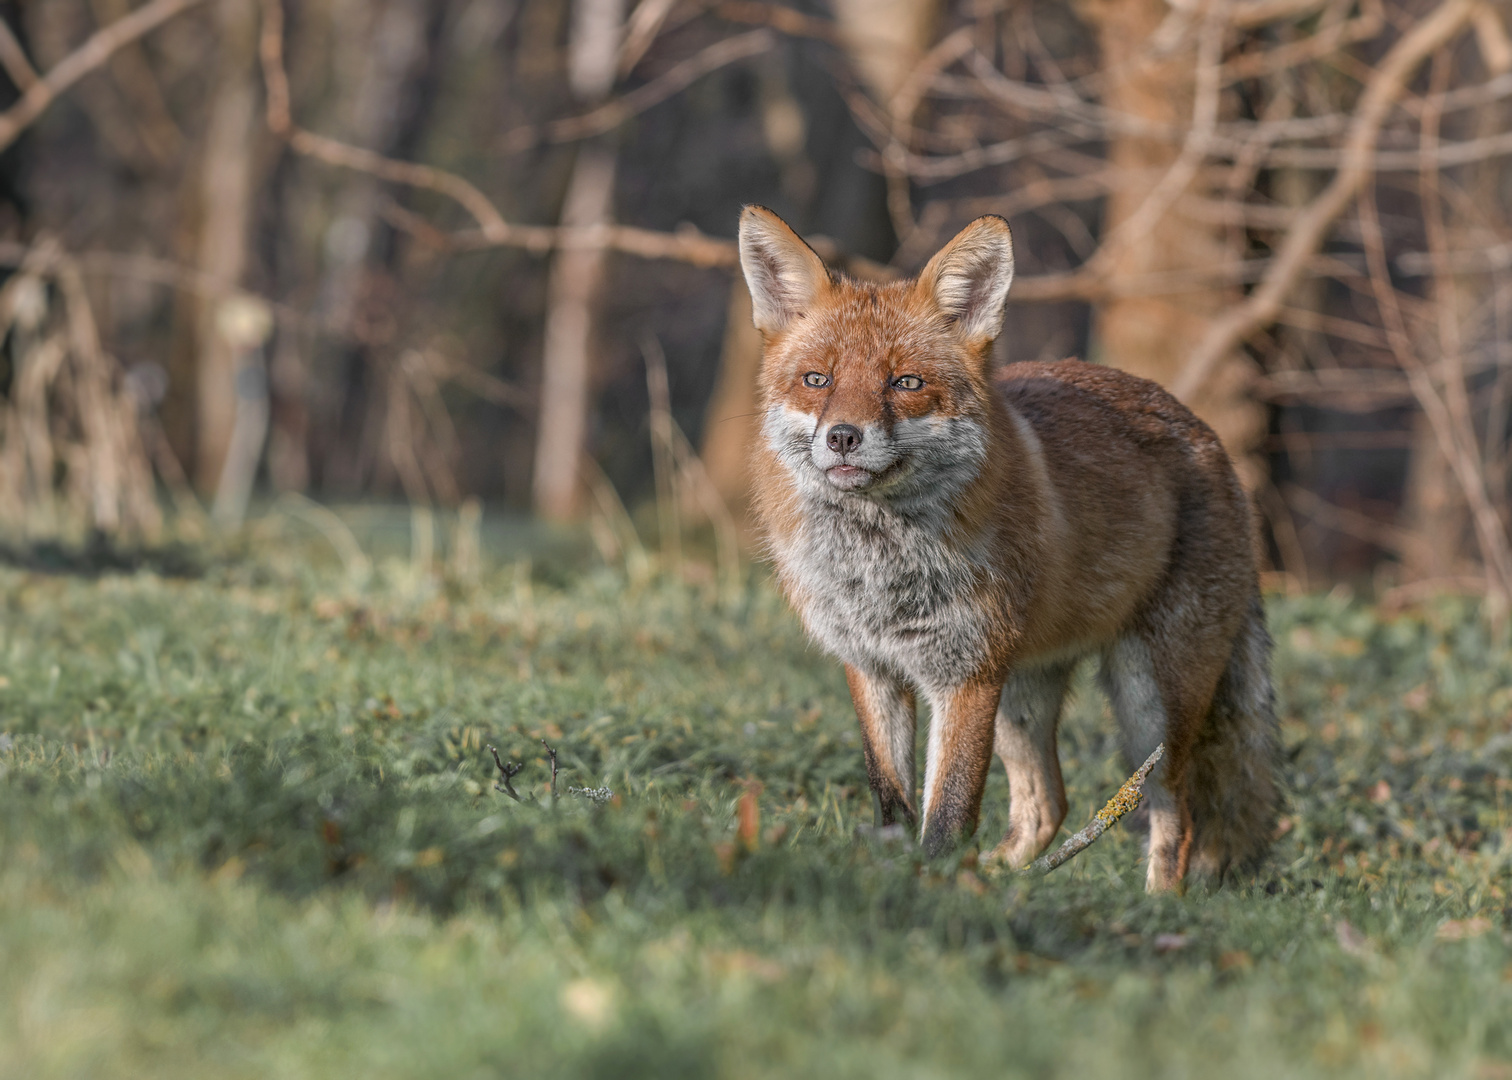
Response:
[827, 424, 862, 454]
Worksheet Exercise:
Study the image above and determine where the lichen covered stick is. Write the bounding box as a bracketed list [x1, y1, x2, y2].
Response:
[1023, 743, 1165, 875]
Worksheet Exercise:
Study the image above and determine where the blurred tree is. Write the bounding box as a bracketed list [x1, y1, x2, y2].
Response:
[533, 0, 623, 521]
[188, 0, 260, 494]
[1079, 0, 1266, 487]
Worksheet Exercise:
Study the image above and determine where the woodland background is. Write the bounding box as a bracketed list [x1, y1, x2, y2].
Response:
[5, 5, 1512, 1073]
[1, 0, 1511, 599]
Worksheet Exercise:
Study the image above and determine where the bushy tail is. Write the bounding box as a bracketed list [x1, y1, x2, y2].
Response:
[1188, 593, 1282, 879]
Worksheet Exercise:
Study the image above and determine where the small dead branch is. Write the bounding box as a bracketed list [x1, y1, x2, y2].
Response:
[1283, 483, 1425, 562]
[490, 740, 610, 806]
[503, 30, 776, 151]
[713, 1, 838, 42]
[0, 18, 38, 91]
[569, 786, 616, 805]
[488, 745, 524, 802]
[0, 0, 205, 154]
[542, 739, 559, 804]
[1023, 743, 1164, 876]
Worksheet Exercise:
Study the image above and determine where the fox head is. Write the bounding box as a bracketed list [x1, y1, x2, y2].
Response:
[738, 206, 1014, 506]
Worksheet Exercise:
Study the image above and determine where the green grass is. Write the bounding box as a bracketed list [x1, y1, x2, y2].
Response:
[1, 521, 1510, 1078]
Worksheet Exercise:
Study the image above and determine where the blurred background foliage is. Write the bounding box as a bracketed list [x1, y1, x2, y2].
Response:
[0, 0, 1509, 598]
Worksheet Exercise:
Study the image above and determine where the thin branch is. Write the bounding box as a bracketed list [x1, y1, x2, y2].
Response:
[1229, 0, 1329, 28]
[713, 1, 837, 42]
[503, 30, 776, 151]
[913, 63, 1512, 182]
[1283, 483, 1423, 559]
[256, 0, 741, 269]
[1359, 184, 1512, 612]
[541, 739, 559, 805]
[1024, 744, 1165, 875]
[1085, 0, 1230, 276]
[0, 0, 205, 154]
[882, 27, 978, 242]
[1171, 0, 1480, 403]
[618, 0, 680, 75]
[0, 17, 38, 90]
[488, 745, 524, 801]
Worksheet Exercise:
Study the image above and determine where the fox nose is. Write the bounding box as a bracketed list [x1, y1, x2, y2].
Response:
[827, 424, 862, 454]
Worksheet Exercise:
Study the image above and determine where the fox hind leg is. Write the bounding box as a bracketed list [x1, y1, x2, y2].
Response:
[984, 661, 1074, 867]
[1103, 617, 1243, 892]
[1100, 633, 1199, 892]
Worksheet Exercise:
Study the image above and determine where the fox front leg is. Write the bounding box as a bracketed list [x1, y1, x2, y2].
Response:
[919, 679, 1002, 857]
[844, 666, 917, 827]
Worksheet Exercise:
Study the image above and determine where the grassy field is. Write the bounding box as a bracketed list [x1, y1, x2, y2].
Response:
[2, 515, 1511, 1078]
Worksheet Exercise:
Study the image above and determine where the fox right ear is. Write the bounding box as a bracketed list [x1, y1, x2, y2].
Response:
[738, 206, 831, 334]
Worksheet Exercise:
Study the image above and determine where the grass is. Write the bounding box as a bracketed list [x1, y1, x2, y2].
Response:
[1, 514, 1510, 1078]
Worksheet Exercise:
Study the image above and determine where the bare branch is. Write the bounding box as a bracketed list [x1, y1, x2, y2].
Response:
[1171, 0, 1480, 402]
[0, 17, 38, 90]
[488, 745, 524, 801]
[713, 1, 838, 42]
[541, 739, 559, 805]
[1084, 0, 1230, 277]
[1358, 183, 1512, 613]
[0, 0, 205, 154]
[1024, 744, 1165, 875]
[1283, 483, 1425, 560]
[1229, 0, 1328, 29]
[504, 30, 776, 151]
[256, 0, 741, 269]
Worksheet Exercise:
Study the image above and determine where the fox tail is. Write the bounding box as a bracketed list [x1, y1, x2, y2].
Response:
[1187, 592, 1282, 879]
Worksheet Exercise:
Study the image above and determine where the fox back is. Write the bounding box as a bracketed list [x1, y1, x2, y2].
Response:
[739, 206, 1279, 891]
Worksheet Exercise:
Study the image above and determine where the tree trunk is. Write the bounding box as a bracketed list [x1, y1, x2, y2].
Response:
[191, 0, 260, 493]
[699, 278, 764, 512]
[531, 0, 623, 520]
[695, 0, 934, 521]
[1081, 0, 1266, 488]
[830, 0, 940, 104]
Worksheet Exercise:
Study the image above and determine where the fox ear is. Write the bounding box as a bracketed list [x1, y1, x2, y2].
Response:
[917, 216, 1014, 345]
[738, 205, 831, 334]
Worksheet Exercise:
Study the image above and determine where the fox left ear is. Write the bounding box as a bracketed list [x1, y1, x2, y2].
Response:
[917, 216, 1014, 345]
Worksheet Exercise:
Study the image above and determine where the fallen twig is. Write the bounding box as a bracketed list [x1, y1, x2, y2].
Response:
[1023, 743, 1164, 875]
[487, 745, 524, 801]
[541, 739, 559, 804]
[569, 786, 616, 805]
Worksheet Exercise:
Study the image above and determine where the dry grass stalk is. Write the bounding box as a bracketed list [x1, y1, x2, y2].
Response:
[643, 336, 682, 578]
[0, 240, 161, 543]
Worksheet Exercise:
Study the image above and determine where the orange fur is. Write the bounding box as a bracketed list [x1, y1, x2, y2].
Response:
[738, 206, 1280, 890]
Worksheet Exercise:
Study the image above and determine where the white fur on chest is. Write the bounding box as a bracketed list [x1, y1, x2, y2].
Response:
[761, 402, 1001, 690]
[773, 502, 998, 691]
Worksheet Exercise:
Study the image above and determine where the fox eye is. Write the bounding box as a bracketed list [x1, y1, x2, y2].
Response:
[802, 372, 830, 388]
[892, 375, 925, 391]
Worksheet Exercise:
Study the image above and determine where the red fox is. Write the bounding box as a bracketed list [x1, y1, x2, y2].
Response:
[738, 206, 1279, 891]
